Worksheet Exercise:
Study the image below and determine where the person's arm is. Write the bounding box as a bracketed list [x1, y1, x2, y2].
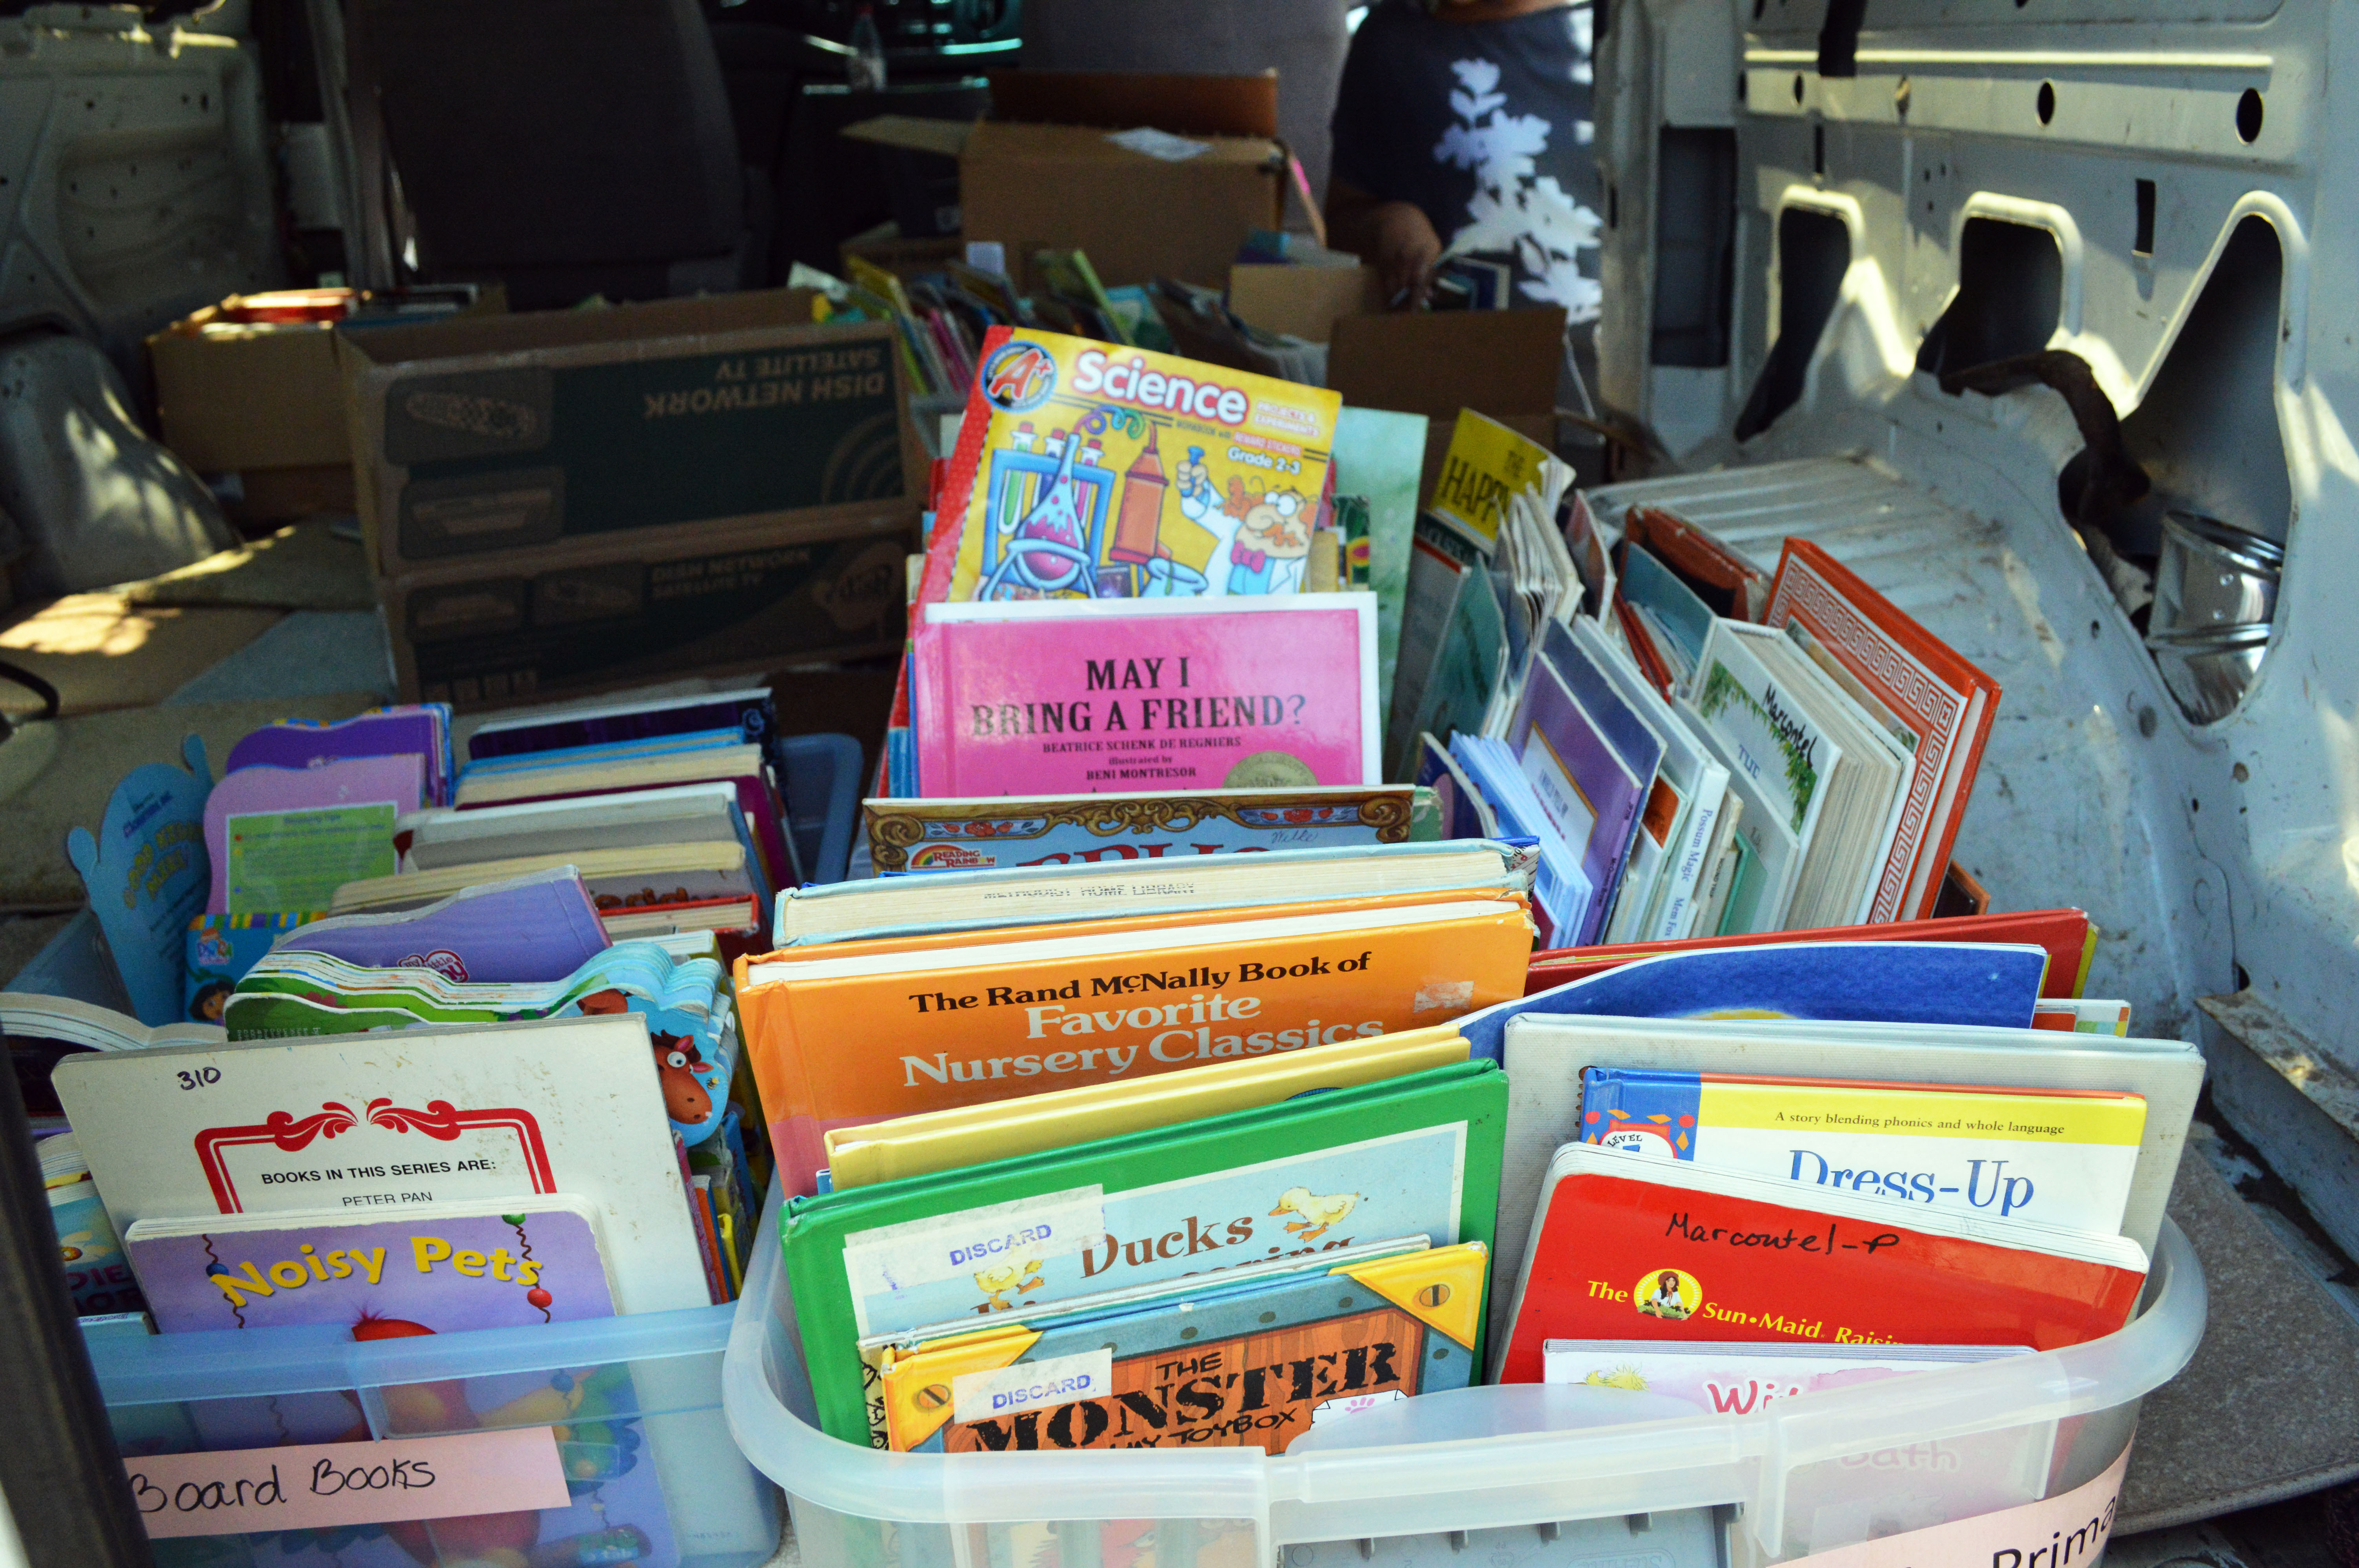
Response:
[1325, 176, 1444, 309]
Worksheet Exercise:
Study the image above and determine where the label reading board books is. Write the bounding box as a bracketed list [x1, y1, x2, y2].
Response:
[911, 595, 1381, 798]
[932, 328, 1342, 601]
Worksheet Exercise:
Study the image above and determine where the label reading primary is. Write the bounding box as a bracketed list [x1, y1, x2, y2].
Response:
[952, 1348, 1114, 1424]
[842, 1185, 1107, 1298]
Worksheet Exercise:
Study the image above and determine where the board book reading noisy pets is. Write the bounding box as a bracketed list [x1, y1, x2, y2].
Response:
[924, 326, 1343, 602]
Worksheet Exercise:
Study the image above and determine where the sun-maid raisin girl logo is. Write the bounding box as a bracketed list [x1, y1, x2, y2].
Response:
[981, 341, 1058, 413]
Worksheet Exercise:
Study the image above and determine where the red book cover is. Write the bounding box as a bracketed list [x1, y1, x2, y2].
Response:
[1612, 596, 1677, 699]
[1496, 1146, 2148, 1384]
[1623, 506, 1772, 621]
[1766, 537, 2002, 920]
[1525, 907, 2095, 1000]
[914, 324, 1016, 608]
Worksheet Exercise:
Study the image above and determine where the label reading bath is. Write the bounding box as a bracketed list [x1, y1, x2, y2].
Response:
[952, 1348, 1115, 1423]
[842, 1186, 1108, 1297]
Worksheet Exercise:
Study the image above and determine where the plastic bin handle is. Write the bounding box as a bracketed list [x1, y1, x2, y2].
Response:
[1749, 1216, 2205, 1552]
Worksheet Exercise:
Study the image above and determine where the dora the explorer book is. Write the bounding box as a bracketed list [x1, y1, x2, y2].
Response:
[778, 1060, 1505, 1445]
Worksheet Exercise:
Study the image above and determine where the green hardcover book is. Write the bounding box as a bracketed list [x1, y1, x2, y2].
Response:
[781, 1060, 1506, 1443]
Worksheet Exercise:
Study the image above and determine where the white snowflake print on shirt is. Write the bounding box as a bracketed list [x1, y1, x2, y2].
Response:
[1431, 47, 1603, 322]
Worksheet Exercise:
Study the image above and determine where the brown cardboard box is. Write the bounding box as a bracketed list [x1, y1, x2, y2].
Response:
[149, 313, 350, 476]
[1228, 263, 1385, 342]
[338, 288, 925, 581]
[384, 510, 915, 709]
[959, 121, 1284, 292]
[147, 290, 503, 520]
[842, 71, 1290, 294]
[1327, 307, 1567, 501]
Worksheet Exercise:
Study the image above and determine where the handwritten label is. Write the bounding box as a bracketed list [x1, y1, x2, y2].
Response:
[127, 1428, 569, 1539]
[843, 1185, 1107, 1298]
[952, 1348, 1114, 1424]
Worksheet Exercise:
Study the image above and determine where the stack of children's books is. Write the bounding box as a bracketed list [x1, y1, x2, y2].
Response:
[745, 840, 1543, 1452]
[24, 681, 819, 1565]
[1402, 415, 2001, 950]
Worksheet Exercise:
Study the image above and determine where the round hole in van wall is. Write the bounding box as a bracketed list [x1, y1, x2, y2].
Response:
[2036, 81, 2056, 125]
[2236, 89, 2264, 143]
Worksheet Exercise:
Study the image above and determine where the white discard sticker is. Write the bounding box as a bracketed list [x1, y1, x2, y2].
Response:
[842, 1185, 1107, 1297]
[1414, 980, 1474, 1013]
[951, 1348, 1116, 1425]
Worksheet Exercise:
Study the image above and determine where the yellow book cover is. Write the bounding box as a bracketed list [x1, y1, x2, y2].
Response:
[823, 1022, 1472, 1189]
[926, 327, 1343, 602]
[739, 895, 1530, 1193]
[1425, 409, 1557, 552]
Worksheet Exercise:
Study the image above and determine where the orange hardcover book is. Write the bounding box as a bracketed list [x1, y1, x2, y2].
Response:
[737, 892, 1534, 1193]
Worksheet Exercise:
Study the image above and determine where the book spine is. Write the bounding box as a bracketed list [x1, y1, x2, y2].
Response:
[676, 1137, 725, 1305]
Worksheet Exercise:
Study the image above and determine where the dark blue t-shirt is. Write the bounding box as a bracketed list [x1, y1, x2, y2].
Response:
[1330, 1, 1601, 320]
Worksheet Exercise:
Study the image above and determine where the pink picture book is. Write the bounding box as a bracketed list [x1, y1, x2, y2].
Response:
[909, 593, 1381, 797]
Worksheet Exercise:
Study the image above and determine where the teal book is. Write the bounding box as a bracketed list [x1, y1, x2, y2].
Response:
[779, 1060, 1507, 1443]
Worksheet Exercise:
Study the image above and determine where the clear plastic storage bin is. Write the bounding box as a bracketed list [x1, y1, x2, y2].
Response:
[723, 1188, 2205, 1566]
[94, 1295, 779, 1568]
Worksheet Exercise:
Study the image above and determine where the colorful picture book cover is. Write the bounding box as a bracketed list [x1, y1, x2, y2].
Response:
[185, 911, 320, 1024]
[737, 894, 1531, 1191]
[863, 783, 1432, 874]
[880, 1242, 1485, 1453]
[1578, 1068, 2146, 1235]
[780, 1061, 1506, 1443]
[1498, 1145, 2147, 1383]
[911, 595, 1381, 797]
[127, 1205, 614, 1333]
[928, 327, 1343, 602]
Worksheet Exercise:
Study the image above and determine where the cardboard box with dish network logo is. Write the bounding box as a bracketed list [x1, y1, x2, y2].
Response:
[383, 510, 913, 708]
[338, 288, 924, 579]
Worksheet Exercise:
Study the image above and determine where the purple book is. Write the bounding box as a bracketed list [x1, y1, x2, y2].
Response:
[204, 754, 428, 916]
[1506, 652, 1647, 946]
[124, 1198, 615, 1334]
[226, 707, 453, 807]
[267, 866, 611, 983]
